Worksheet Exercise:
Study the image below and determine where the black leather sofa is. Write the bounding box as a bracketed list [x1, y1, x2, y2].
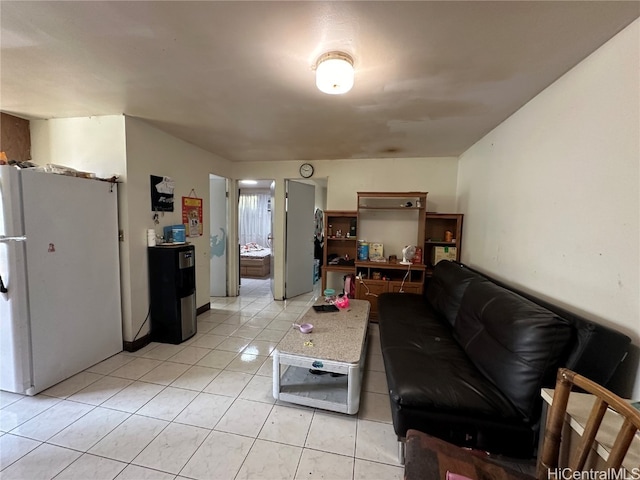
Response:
[377, 260, 631, 458]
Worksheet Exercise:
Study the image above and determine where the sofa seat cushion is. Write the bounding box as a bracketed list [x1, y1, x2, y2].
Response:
[379, 292, 453, 340]
[383, 346, 524, 420]
[378, 293, 522, 421]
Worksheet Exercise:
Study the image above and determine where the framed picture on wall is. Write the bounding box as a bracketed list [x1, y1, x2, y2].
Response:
[150, 175, 174, 212]
[182, 196, 203, 237]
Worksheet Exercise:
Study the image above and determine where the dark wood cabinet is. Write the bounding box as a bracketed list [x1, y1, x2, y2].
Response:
[321, 211, 357, 292]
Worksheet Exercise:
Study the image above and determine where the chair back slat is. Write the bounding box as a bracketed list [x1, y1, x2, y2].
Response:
[569, 398, 607, 470]
[606, 420, 638, 469]
[538, 375, 572, 479]
[537, 368, 640, 480]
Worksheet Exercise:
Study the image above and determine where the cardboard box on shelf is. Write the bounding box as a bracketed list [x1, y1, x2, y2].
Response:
[369, 243, 384, 261]
[412, 247, 423, 265]
[432, 246, 457, 265]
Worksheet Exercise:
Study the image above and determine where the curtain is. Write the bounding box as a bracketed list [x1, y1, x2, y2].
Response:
[239, 192, 271, 247]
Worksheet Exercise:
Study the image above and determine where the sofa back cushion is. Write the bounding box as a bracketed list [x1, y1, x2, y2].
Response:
[487, 281, 631, 388]
[456, 263, 631, 389]
[453, 281, 573, 420]
[426, 260, 483, 326]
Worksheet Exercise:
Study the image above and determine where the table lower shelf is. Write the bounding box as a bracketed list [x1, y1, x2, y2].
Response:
[278, 366, 350, 412]
[272, 338, 368, 415]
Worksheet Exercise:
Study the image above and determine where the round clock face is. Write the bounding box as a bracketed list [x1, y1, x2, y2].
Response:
[300, 163, 314, 178]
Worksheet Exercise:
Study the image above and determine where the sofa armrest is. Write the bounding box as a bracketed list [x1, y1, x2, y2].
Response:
[564, 319, 631, 387]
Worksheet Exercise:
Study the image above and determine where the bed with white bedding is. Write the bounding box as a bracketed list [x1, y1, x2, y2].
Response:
[240, 244, 271, 278]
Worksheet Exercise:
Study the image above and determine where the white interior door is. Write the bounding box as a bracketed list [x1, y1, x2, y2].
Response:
[285, 180, 315, 299]
[209, 175, 227, 296]
[269, 181, 275, 298]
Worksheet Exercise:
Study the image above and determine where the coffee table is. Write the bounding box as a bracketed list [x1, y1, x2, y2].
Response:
[272, 299, 370, 414]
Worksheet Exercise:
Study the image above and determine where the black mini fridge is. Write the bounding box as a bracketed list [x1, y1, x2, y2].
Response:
[148, 244, 197, 344]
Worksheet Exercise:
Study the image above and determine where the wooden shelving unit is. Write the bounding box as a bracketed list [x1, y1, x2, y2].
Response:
[424, 213, 463, 274]
[321, 211, 357, 292]
[356, 192, 427, 262]
[354, 192, 428, 319]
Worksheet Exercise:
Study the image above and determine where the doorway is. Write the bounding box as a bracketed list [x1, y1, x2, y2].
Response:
[234, 177, 327, 301]
[238, 180, 275, 296]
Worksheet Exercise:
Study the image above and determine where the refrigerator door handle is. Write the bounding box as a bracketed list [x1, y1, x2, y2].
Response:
[0, 236, 24, 293]
[0, 235, 27, 242]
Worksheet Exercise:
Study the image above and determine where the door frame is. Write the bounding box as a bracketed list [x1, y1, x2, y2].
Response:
[235, 179, 277, 297]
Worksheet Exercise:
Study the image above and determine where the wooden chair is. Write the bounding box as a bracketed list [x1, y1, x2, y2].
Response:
[538, 368, 640, 477]
[404, 368, 640, 480]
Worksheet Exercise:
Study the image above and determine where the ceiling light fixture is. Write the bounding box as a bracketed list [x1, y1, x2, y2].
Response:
[240, 180, 258, 185]
[315, 51, 354, 95]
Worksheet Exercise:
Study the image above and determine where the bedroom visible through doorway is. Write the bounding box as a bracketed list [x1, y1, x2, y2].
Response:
[238, 180, 275, 290]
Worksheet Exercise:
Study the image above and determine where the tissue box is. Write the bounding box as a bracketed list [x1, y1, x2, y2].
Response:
[172, 225, 186, 243]
[432, 246, 457, 265]
[163, 225, 186, 243]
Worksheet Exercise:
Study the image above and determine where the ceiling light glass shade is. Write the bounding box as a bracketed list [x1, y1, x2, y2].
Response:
[240, 179, 257, 185]
[315, 52, 354, 95]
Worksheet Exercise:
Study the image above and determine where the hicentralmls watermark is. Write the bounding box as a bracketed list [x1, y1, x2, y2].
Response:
[547, 469, 640, 480]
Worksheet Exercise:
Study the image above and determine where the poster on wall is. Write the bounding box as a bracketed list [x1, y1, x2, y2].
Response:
[150, 175, 175, 212]
[182, 196, 203, 237]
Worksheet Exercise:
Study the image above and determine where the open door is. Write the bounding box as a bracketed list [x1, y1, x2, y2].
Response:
[269, 181, 276, 299]
[209, 175, 227, 296]
[285, 180, 315, 299]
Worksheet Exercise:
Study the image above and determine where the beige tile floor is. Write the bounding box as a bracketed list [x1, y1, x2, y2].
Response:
[0, 278, 403, 480]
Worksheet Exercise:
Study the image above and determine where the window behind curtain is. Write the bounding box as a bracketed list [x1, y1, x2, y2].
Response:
[239, 192, 271, 247]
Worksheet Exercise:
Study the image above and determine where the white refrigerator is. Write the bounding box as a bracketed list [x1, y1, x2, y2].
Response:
[0, 166, 123, 395]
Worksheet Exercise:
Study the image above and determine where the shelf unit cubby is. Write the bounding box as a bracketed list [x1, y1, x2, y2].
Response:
[357, 192, 427, 264]
[354, 192, 428, 320]
[424, 213, 463, 274]
[321, 211, 357, 292]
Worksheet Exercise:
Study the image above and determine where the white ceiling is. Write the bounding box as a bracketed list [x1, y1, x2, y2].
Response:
[1, 1, 638, 163]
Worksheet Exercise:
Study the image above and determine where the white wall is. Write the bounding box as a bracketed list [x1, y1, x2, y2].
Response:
[324, 157, 458, 212]
[30, 115, 127, 179]
[314, 183, 327, 213]
[123, 117, 232, 341]
[457, 20, 640, 397]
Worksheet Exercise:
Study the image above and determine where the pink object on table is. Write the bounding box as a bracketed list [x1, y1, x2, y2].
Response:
[334, 295, 349, 309]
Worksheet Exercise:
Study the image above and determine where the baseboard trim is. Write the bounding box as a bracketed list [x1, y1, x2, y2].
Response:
[123, 333, 151, 353]
[124, 304, 209, 352]
[197, 303, 210, 315]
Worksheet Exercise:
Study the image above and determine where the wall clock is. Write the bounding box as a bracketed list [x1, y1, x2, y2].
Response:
[299, 163, 314, 178]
